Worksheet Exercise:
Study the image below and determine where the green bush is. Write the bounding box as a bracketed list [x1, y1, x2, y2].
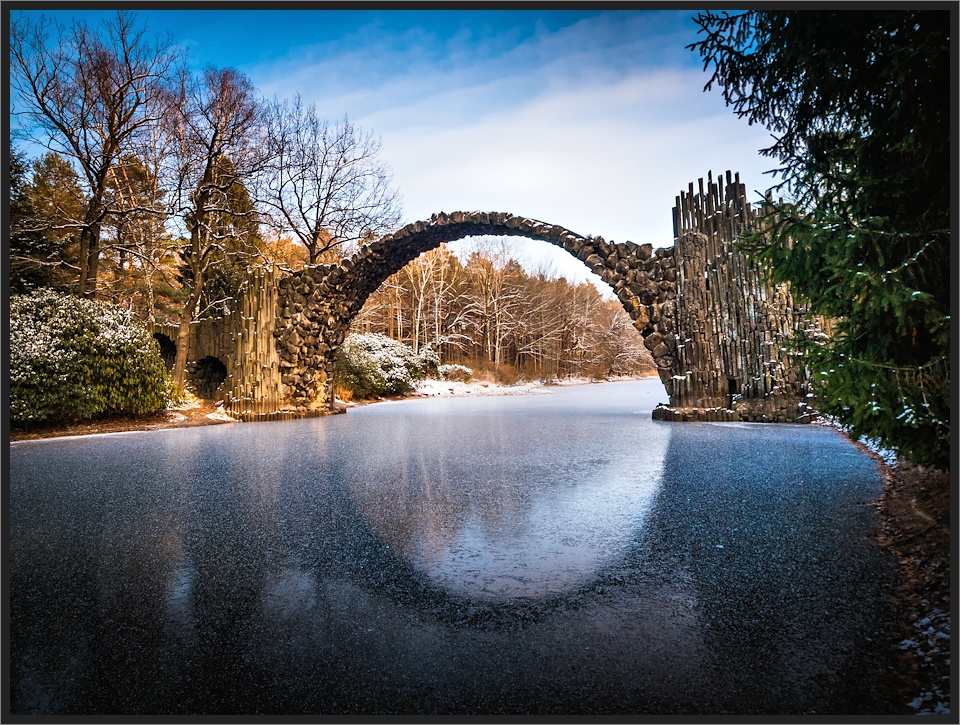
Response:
[10, 290, 172, 423]
[335, 333, 439, 399]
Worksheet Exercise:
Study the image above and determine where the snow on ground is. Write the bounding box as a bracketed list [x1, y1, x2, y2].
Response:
[410, 375, 647, 398]
[857, 434, 900, 467]
[816, 415, 901, 468]
[168, 393, 203, 411]
[902, 607, 952, 715]
[205, 407, 237, 422]
[412, 379, 553, 398]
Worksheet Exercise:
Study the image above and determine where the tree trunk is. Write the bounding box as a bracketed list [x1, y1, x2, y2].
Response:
[172, 218, 207, 394]
[78, 228, 91, 297]
[172, 275, 204, 395]
[145, 264, 156, 325]
[84, 225, 102, 299]
[79, 194, 105, 298]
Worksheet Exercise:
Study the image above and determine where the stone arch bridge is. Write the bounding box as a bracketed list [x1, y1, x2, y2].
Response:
[155, 172, 824, 423]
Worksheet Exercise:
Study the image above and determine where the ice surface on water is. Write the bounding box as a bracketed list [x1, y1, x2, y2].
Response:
[346, 382, 670, 600]
[424, 463, 664, 599]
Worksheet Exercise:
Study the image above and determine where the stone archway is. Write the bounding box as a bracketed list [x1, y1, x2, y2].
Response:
[274, 211, 676, 413]
[172, 172, 825, 423]
[188, 355, 228, 400]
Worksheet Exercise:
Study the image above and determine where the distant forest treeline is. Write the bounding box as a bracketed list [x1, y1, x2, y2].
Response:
[10, 144, 652, 382]
[353, 239, 654, 382]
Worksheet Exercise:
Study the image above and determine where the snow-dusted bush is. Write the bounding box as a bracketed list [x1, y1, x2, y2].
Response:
[10, 290, 171, 423]
[335, 333, 438, 399]
[438, 363, 473, 382]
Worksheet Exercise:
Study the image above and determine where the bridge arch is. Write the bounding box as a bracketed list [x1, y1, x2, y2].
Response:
[340, 212, 668, 320]
[175, 172, 825, 424]
[275, 211, 679, 411]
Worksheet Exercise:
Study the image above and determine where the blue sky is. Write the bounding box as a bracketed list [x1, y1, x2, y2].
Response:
[21, 8, 777, 286]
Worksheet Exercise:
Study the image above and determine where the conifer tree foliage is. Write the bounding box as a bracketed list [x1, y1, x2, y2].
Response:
[8, 149, 85, 292]
[690, 10, 952, 470]
[178, 160, 265, 320]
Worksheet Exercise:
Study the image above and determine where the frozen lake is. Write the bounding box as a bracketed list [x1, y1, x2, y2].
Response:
[8, 379, 897, 715]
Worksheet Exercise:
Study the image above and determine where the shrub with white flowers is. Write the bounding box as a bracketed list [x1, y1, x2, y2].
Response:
[10, 289, 172, 423]
[438, 363, 473, 382]
[335, 333, 439, 399]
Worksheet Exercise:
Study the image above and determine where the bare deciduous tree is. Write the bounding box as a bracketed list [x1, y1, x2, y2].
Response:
[167, 65, 268, 392]
[264, 96, 402, 263]
[461, 239, 526, 368]
[10, 10, 180, 297]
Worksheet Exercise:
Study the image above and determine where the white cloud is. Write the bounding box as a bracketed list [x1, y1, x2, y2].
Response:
[376, 65, 775, 244]
[246, 10, 778, 288]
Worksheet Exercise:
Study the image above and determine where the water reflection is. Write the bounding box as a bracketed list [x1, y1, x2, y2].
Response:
[345, 394, 671, 599]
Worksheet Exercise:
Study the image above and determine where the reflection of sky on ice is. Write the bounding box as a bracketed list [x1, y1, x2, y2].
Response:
[428, 459, 666, 599]
[346, 383, 671, 600]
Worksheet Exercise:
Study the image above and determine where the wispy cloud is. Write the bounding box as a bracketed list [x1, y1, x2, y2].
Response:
[248, 10, 775, 258]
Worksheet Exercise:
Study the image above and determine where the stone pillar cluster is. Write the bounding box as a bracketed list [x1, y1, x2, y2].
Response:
[651, 171, 825, 422]
[222, 265, 283, 420]
[151, 266, 286, 421]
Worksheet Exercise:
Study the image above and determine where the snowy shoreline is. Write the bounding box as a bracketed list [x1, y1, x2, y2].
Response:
[338, 374, 657, 406]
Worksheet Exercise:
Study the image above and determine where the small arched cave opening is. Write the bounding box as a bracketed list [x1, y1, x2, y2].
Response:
[728, 377, 740, 408]
[346, 234, 656, 390]
[153, 333, 177, 371]
[187, 356, 228, 400]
